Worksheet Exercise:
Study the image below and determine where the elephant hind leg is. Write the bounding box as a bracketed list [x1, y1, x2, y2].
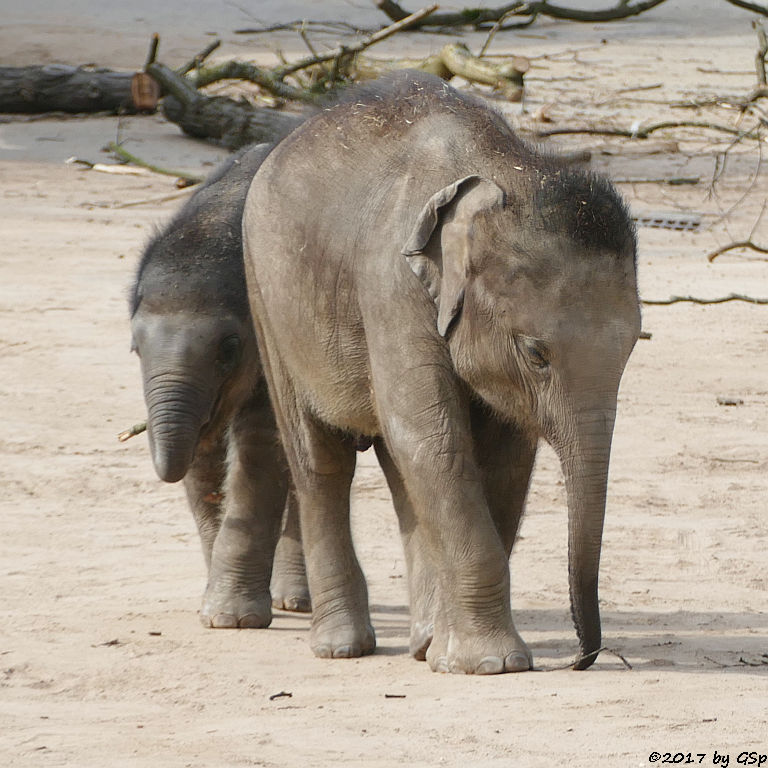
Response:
[270, 491, 311, 613]
[470, 402, 537, 557]
[374, 438, 435, 660]
[291, 416, 373, 658]
[255, 335, 373, 657]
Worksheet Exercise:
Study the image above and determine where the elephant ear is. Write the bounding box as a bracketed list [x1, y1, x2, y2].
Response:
[402, 175, 505, 337]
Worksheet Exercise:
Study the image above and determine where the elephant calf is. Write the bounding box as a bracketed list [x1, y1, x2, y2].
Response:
[243, 72, 641, 673]
[129, 144, 309, 628]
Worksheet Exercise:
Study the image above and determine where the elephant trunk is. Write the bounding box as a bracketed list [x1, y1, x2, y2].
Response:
[556, 401, 617, 670]
[144, 373, 213, 483]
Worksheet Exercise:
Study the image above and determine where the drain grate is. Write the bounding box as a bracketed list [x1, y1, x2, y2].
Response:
[633, 212, 702, 232]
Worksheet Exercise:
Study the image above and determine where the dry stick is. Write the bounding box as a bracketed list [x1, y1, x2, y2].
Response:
[144, 33, 160, 70]
[118, 422, 147, 442]
[107, 142, 203, 185]
[479, 5, 528, 56]
[275, 4, 439, 79]
[375, 0, 669, 28]
[642, 293, 768, 305]
[707, 240, 768, 262]
[97, 188, 197, 209]
[754, 20, 768, 85]
[726, 0, 768, 16]
[235, 21, 370, 36]
[540, 647, 632, 671]
[537, 120, 757, 140]
[177, 40, 222, 77]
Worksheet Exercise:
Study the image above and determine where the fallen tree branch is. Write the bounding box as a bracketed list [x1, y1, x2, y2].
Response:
[146, 60, 308, 148]
[0, 65, 144, 114]
[235, 21, 372, 36]
[107, 142, 203, 184]
[641, 293, 768, 305]
[754, 20, 768, 85]
[275, 4, 439, 79]
[348, 43, 527, 99]
[724, 0, 768, 15]
[374, 0, 669, 28]
[537, 120, 758, 140]
[706, 240, 768, 262]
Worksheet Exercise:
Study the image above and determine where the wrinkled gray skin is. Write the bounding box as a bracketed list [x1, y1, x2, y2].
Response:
[130, 144, 309, 628]
[243, 73, 641, 674]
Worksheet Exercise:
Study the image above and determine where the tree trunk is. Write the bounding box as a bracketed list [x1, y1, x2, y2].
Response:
[0, 65, 148, 114]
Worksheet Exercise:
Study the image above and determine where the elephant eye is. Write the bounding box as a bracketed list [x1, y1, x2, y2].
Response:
[217, 334, 242, 373]
[520, 337, 550, 371]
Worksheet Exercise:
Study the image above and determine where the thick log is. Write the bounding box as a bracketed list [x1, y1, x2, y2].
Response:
[0, 65, 147, 114]
[147, 62, 307, 149]
[161, 93, 307, 148]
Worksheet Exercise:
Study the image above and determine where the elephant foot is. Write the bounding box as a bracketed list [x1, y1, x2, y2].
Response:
[199, 582, 273, 629]
[425, 626, 532, 675]
[271, 593, 311, 613]
[409, 620, 433, 661]
[310, 616, 376, 659]
[270, 572, 311, 613]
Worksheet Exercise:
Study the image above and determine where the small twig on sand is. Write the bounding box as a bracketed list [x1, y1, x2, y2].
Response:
[118, 422, 147, 442]
[642, 293, 768, 306]
[269, 691, 293, 701]
[538, 646, 632, 671]
[706, 240, 768, 262]
[107, 142, 203, 185]
[93, 188, 197, 209]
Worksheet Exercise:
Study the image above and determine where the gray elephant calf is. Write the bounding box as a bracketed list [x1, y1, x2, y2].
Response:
[243, 73, 641, 673]
[130, 144, 309, 627]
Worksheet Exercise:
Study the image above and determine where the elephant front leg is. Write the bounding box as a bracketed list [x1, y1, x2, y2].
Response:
[270, 490, 311, 613]
[201, 387, 289, 629]
[375, 377, 530, 674]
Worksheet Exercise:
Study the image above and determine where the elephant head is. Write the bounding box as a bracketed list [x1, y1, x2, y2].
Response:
[403, 170, 641, 668]
[130, 295, 255, 484]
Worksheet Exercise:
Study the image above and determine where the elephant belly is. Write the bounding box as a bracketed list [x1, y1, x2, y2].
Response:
[276, 316, 380, 439]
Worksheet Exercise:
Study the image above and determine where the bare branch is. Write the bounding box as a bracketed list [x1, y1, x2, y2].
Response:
[537, 120, 759, 140]
[177, 40, 221, 77]
[277, 5, 439, 79]
[642, 293, 768, 305]
[754, 20, 768, 85]
[724, 0, 768, 15]
[706, 240, 768, 262]
[107, 142, 203, 184]
[374, 0, 670, 28]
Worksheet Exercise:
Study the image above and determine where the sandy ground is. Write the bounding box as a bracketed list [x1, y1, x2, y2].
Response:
[2, 2, 767, 766]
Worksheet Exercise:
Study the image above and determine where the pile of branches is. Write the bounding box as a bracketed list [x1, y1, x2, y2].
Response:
[145, 5, 531, 148]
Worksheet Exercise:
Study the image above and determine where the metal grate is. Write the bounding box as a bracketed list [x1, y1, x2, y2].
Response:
[633, 212, 702, 232]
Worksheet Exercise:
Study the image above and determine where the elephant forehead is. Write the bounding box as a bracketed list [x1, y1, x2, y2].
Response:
[477, 253, 640, 344]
